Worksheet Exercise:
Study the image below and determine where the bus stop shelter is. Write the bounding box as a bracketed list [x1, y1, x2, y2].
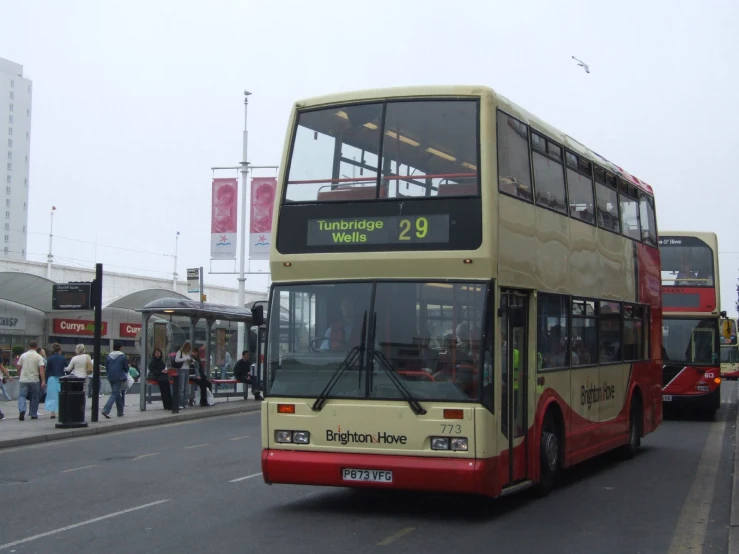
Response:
[137, 298, 254, 411]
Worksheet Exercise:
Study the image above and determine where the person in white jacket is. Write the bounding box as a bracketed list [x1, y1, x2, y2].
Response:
[174, 341, 193, 409]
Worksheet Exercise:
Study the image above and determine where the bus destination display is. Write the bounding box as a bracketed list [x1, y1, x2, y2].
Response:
[307, 215, 449, 246]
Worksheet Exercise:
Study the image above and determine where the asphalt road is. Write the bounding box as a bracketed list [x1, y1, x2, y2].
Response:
[0, 383, 737, 554]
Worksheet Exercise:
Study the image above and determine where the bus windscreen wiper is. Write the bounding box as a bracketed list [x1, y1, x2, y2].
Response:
[368, 314, 427, 416]
[311, 311, 367, 412]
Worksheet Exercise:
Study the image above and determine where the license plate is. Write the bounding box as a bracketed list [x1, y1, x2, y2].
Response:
[342, 468, 393, 483]
[663, 395, 672, 402]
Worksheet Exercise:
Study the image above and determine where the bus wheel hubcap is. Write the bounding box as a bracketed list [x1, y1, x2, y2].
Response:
[542, 431, 558, 471]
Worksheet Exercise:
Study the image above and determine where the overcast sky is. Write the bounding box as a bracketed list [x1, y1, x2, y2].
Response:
[1, 0, 738, 311]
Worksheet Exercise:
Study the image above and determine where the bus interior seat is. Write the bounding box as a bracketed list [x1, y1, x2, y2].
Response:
[316, 186, 377, 201]
[438, 183, 478, 197]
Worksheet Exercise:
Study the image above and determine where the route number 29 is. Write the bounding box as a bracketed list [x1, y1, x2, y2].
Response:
[398, 217, 428, 241]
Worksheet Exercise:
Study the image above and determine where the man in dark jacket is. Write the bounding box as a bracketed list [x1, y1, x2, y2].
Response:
[233, 350, 262, 401]
[101, 342, 129, 419]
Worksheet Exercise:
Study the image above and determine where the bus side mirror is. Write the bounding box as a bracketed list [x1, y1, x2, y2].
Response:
[252, 305, 264, 327]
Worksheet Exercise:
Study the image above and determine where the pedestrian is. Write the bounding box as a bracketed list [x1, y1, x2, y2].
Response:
[190, 347, 213, 407]
[221, 350, 232, 381]
[0, 348, 12, 402]
[66, 344, 93, 404]
[148, 348, 172, 410]
[44, 343, 66, 419]
[0, 349, 9, 420]
[233, 350, 263, 401]
[17, 340, 46, 420]
[101, 341, 129, 419]
[174, 341, 193, 410]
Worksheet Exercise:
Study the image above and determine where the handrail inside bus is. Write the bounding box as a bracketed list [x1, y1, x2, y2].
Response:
[287, 172, 477, 185]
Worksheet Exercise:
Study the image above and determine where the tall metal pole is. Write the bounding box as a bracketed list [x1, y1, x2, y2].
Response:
[91, 263, 103, 422]
[173, 231, 179, 291]
[237, 91, 251, 357]
[46, 207, 55, 279]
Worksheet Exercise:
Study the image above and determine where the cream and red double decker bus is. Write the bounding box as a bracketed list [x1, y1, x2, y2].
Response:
[720, 317, 738, 379]
[659, 232, 722, 416]
[260, 86, 663, 497]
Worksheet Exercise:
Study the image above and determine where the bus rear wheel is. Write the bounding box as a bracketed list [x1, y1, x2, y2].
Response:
[620, 397, 641, 460]
[535, 413, 560, 496]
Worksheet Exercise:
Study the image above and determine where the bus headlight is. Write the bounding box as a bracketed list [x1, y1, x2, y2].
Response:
[275, 430, 310, 444]
[431, 437, 450, 450]
[451, 438, 468, 451]
[292, 431, 311, 444]
[275, 430, 293, 443]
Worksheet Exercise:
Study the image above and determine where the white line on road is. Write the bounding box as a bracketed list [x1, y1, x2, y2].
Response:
[0, 499, 170, 551]
[132, 453, 160, 461]
[229, 472, 262, 482]
[184, 444, 208, 449]
[667, 413, 728, 553]
[62, 465, 97, 473]
[377, 526, 416, 546]
[230, 436, 250, 441]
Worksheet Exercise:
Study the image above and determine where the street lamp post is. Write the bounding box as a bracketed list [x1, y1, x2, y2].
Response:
[237, 91, 252, 358]
[173, 231, 180, 291]
[209, 93, 278, 358]
[46, 206, 56, 279]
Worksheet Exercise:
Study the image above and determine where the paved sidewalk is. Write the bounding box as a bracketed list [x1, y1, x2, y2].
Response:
[0, 393, 261, 449]
[730, 393, 739, 553]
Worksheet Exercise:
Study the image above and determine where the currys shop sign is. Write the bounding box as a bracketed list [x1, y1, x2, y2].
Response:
[119, 323, 141, 338]
[53, 318, 108, 336]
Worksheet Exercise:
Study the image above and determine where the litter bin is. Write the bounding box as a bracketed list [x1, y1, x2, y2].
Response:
[55, 375, 88, 428]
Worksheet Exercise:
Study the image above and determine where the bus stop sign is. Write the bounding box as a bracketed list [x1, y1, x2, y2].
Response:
[53, 283, 92, 310]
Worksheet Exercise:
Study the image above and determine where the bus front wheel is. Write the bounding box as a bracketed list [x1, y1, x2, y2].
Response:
[535, 413, 560, 496]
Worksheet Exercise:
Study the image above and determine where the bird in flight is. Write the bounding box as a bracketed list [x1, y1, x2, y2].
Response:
[572, 56, 590, 74]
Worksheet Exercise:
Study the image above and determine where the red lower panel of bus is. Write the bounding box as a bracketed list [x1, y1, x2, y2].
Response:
[262, 449, 499, 496]
[663, 365, 720, 395]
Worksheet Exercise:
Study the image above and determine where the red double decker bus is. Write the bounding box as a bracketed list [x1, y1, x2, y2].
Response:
[659, 232, 722, 418]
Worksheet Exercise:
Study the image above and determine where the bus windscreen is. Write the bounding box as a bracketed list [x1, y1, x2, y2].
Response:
[276, 99, 483, 254]
[658, 236, 715, 287]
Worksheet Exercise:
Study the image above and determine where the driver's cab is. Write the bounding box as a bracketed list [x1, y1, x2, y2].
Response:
[267, 281, 486, 402]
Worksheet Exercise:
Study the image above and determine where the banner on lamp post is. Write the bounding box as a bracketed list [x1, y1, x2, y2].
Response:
[211, 178, 238, 260]
[249, 177, 277, 260]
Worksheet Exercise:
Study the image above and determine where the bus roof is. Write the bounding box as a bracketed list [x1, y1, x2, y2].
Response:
[292, 85, 654, 197]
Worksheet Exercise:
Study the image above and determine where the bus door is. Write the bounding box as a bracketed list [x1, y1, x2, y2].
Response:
[500, 290, 529, 485]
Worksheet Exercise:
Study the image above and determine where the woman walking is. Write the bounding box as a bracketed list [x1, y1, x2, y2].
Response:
[148, 348, 172, 410]
[44, 344, 66, 419]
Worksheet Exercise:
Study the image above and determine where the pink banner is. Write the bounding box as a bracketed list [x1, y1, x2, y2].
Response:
[211, 178, 238, 260]
[249, 177, 277, 260]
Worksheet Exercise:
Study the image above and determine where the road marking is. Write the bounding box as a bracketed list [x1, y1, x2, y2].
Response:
[229, 472, 262, 483]
[184, 444, 208, 449]
[132, 453, 159, 461]
[377, 526, 416, 546]
[667, 416, 727, 554]
[230, 436, 250, 441]
[0, 499, 170, 551]
[62, 465, 97, 473]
